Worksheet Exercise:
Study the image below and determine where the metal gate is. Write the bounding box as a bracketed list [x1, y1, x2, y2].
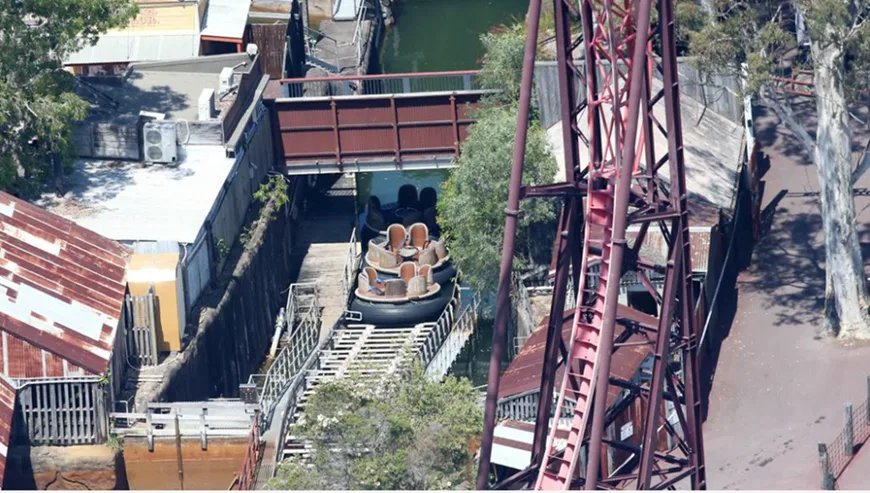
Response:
[126, 287, 159, 367]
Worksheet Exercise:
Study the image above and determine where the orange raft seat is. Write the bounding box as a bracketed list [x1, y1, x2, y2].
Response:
[349, 263, 455, 327]
[362, 222, 456, 286]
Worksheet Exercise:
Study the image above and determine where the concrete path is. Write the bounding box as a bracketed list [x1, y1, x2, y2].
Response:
[702, 104, 870, 490]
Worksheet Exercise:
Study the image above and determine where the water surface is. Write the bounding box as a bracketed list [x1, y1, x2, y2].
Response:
[379, 0, 529, 73]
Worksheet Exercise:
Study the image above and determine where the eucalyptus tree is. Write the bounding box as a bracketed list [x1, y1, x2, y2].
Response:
[691, 0, 870, 340]
[437, 24, 558, 294]
[0, 0, 138, 194]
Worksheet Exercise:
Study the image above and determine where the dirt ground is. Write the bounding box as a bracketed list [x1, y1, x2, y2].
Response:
[702, 104, 870, 489]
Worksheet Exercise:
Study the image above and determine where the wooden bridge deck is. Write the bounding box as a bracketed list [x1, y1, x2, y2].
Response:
[291, 175, 357, 340]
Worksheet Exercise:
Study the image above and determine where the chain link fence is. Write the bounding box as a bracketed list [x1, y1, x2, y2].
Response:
[819, 376, 870, 489]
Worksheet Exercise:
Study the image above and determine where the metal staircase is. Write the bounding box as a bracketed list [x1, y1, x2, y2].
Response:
[536, 181, 616, 489]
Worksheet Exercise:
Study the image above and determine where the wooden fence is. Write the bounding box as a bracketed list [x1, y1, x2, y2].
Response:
[13, 379, 108, 446]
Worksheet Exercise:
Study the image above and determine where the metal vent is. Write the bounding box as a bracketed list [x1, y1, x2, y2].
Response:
[145, 129, 163, 145]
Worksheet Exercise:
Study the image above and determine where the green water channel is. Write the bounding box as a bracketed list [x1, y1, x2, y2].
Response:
[379, 0, 529, 73]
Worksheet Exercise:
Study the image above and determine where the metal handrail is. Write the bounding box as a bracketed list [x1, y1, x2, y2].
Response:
[340, 228, 359, 304]
[277, 69, 480, 84]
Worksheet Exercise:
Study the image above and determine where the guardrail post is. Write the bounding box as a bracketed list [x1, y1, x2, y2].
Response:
[819, 443, 834, 489]
[845, 401, 855, 456]
[463, 74, 472, 90]
[200, 406, 208, 451]
[402, 77, 411, 93]
[146, 408, 154, 452]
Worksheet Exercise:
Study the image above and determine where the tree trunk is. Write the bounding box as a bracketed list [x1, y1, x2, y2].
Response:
[810, 36, 870, 339]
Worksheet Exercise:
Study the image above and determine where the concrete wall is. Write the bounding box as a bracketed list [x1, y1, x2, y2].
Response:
[137, 180, 305, 407]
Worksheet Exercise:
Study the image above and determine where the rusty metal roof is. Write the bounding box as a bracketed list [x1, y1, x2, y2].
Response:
[498, 305, 656, 401]
[0, 375, 15, 488]
[0, 192, 131, 375]
[626, 227, 716, 274]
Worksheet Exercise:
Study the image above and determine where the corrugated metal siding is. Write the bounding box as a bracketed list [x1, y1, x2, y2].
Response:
[0, 192, 130, 375]
[533, 59, 742, 129]
[251, 24, 287, 79]
[183, 234, 211, 310]
[200, 0, 251, 39]
[0, 376, 15, 487]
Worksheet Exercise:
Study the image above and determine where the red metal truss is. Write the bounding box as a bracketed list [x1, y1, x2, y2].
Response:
[477, 0, 706, 489]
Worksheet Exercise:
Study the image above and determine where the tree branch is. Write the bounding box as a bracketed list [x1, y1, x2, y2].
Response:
[759, 88, 816, 158]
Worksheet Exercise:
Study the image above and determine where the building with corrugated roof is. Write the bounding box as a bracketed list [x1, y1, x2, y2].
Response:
[64, 0, 254, 77]
[0, 190, 133, 485]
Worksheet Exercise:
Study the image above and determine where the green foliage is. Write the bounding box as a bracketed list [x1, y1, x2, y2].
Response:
[688, 2, 793, 94]
[254, 175, 290, 219]
[214, 238, 230, 262]
[437, 23, 558, 294]
[268, 365, 482, 490]
[98, 371, 111, 387]
[0, 0, 138, 194]
[477, 23, 527, 104]
[106, 433, 124, 451]
[239, 225, 253, 247]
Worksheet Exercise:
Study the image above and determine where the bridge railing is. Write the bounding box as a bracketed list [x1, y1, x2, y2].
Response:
[279, 70, 481, 98]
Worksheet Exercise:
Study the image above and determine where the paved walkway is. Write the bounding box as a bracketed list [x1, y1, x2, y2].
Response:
[703, 105, 870, 490]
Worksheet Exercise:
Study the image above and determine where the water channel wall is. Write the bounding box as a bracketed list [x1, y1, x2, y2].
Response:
[134, 180, 306, 408]
[123, 436, 250, 490]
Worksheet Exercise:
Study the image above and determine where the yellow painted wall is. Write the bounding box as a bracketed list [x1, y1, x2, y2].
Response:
[127, 252, 187, 352]
[110, 2, 200, 34]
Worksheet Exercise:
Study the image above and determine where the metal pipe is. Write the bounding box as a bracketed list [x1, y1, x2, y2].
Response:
[475, 0, 543, 488]
[583, 0, 654, 488]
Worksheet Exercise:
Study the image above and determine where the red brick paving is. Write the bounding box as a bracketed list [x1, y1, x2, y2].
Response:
[702, 106, 870, 490]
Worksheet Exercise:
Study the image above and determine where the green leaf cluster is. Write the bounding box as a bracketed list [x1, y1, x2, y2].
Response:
[268, 365, 483, 490]
[437, 23, 558, 294]
[0, 0, 138, 193]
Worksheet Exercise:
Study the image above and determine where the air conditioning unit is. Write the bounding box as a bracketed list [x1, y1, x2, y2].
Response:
[143, 121, 178, 164]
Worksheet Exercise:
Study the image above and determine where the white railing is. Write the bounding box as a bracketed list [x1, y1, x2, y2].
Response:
[285, 282, 319, 332]
[110, 401, 257, 450]
[340, 228, 360, 304]
[242, 282, 321, 427]
[419, 285, 481, 379]
[496, 389, 577, 422]
[256, 313, 320, 422]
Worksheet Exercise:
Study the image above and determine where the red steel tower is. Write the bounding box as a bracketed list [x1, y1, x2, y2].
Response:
[476, 0, 706, 489]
